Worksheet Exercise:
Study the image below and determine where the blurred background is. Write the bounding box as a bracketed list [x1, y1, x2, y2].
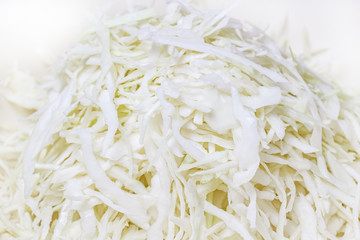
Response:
[0, 0, 359, 92]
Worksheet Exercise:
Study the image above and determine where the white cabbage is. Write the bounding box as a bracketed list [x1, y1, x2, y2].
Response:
[1, 1, 360, 239]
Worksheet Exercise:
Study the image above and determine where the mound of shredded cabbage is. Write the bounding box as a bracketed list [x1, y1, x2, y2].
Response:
[1, 2, 360, 239]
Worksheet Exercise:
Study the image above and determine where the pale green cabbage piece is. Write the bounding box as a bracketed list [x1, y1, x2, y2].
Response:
[1, 1, 360, 239]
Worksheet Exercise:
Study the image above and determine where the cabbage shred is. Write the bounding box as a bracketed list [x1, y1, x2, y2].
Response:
[1, 1, 360, 239]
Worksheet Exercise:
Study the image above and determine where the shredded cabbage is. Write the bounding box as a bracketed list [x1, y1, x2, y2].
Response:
[1, 1, 360, 239]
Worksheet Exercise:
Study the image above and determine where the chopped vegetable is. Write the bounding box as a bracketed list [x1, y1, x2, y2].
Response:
[1, 1, 360, 239]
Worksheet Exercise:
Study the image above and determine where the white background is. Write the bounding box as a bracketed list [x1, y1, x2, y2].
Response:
[0, 0, 359, 93]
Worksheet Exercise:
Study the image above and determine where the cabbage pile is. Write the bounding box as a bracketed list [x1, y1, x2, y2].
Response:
[1, 2, 360, 239]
